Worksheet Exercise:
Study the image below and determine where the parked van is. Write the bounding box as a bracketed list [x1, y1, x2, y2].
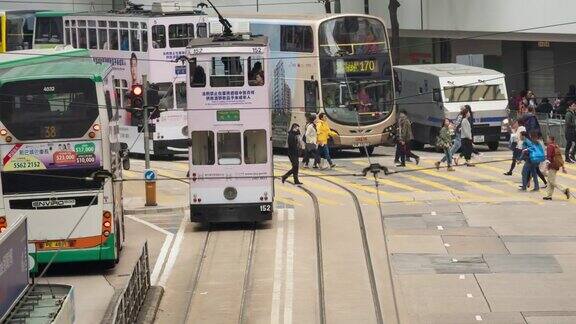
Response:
[395, 64, 508, 151]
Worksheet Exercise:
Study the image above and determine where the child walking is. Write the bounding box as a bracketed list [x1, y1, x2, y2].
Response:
[435, 118, 455, 171]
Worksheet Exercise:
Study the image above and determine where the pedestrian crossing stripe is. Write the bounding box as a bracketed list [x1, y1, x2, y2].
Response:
[277, 186, 340, 206]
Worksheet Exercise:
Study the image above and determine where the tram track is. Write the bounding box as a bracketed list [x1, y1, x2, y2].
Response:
[130, 164, 259, 324]
[181, 223, 258, 324]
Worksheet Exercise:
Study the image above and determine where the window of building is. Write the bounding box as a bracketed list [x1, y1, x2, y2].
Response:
[152, 25, 166, 48]
[217, 132, 242, 165]
[244, 130, 267, 164]
[109, 28, 119, 50]
[191, 131, 215, 165]
[169, 24, 194, 48]
[197, 23, 208, 38]
[280, 25, 313, 52]
[210, 56, 244, 87]
[130, 29, 140, 51]
[248, 57, 264, 86]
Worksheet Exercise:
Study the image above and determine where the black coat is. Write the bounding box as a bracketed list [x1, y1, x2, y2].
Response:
[287, 130, 301, 160]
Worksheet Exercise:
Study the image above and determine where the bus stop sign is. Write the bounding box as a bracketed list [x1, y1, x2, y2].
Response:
[144, 169, 157, 182]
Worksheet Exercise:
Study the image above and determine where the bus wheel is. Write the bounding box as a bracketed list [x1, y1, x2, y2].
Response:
[359, 146, 375, 156]
[122, 157, 130, 170]
[487, 141, 499, 151]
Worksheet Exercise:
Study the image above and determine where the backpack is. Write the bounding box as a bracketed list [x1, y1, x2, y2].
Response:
[529, 143, 546, 163]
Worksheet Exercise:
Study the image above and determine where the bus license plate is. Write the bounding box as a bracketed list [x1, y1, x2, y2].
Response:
[44, 240, 70, 248]
[473, 135, 485, 143]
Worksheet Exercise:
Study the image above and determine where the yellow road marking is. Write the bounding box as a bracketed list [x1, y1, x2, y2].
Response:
[277, 186, 340, 206]
[338, 164, 424, 192]
[275, 197, 303, 207]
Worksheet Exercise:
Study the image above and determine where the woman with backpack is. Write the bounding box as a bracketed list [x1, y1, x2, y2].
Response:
[544, 135, 570, 200]
[520, 131, 545, 191]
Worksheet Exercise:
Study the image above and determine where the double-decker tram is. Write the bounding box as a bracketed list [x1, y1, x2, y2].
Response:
[186, 30, 273, 223]
[64, 3, 210, 156]
[224, 13, 396, 154]
[0, 48, 125, 268]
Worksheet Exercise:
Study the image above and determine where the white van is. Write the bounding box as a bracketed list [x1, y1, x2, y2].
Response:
[395, 64, 508, 151]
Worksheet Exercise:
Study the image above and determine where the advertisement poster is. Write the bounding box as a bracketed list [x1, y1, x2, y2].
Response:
[1, 141, 102, 172]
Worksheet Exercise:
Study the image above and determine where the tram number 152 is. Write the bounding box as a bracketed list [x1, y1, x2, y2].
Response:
[260, 204, 271, 212]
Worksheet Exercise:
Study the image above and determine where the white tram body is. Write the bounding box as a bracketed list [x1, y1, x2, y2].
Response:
[186, 34, 273, 223]
[63, 4, 210, 156]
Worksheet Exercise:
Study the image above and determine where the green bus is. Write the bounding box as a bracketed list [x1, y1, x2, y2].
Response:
[0, 48, 126, 268]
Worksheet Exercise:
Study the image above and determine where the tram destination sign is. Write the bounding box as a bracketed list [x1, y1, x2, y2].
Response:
[344, 59, 378, 74]
[217, 110, 240, 122]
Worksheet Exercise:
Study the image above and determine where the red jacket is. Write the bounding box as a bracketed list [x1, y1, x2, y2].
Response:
[547, 144, 560, 170]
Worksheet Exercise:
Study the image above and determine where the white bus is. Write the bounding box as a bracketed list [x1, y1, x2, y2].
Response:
[64, 3, 210, 157]
[0, 48, 125, 268]
[224, 13, 397, 154]
[186, 34, 273, 223]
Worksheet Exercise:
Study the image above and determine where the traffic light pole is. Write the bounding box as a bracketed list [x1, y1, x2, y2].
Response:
[142, 75, 157, 206]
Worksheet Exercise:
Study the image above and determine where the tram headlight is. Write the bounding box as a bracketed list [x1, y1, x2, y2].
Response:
[224, 187, 238, 201]
[0, 129, 7, 136]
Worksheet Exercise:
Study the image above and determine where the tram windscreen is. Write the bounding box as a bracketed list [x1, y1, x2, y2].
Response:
[34, 16, 64, 45]
[319, 17, 393, 126]
[0, 78, 99, 140]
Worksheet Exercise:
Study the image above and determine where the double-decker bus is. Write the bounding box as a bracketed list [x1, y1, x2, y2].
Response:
[225, 13, 396, 154]
[0, 10, 36, 53]
[33, 11, 69, 50]
[186, 33, 274, 223]
[0, 48, 125, 268]
[64, 3, 210, 157]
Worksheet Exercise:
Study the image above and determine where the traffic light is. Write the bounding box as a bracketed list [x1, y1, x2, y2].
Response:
[130, 83, 144, 108]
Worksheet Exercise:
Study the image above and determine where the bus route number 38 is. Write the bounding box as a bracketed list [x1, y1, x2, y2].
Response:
[260, 204, 271, 212]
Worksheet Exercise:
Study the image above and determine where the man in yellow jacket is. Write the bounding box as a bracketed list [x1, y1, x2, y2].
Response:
[315, 113, 338, 169]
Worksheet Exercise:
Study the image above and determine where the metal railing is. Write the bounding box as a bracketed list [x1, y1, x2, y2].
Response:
[111, 242, 151, 324]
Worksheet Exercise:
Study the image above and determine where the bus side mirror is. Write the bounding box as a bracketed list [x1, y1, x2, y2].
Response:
[432, 89, 442, 103]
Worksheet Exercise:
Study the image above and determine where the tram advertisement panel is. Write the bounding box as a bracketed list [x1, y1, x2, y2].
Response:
[1, 141, 102, 171]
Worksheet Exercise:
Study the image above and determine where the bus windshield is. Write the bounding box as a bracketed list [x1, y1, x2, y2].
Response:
[35, 16, 64, 45]
[319, 16, 393, 126]
[443, 84, 507, 103]
[0, 78, 99, 140]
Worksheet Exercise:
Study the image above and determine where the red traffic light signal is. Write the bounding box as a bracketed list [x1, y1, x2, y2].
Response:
[131, 84, 143, 108]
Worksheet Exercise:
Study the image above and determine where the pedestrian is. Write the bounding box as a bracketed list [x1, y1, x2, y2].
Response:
[504, 120, 525, 176]
[565, 101, 576, 163]
[466, 104, 482, 156]
[520, 131, 546, 191]
[316, 113, 337, 169]
[396, 110, 420, 167]
[536, 98, 553, 116]
[460, 109, 475, 166]
[443, 106, 465, 166]
[435, 118, 455, 171]
[301, 114, 318, 168]
[522, 106, 541, 134]
[281, 123, 303, 185]
[531, 132, 548, 187]
[543, 135, 570, 200]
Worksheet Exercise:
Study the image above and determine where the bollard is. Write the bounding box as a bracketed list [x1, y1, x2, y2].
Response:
[144, 169, 158, 207]
[145, 181, 157, 206]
